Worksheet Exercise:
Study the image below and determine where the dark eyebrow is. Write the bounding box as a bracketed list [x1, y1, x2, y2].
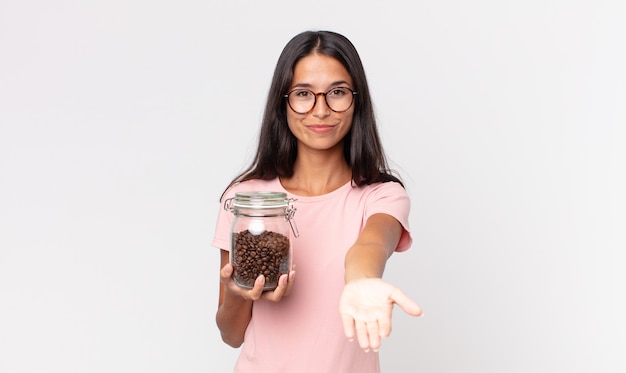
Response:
[290, 80, 352, 90]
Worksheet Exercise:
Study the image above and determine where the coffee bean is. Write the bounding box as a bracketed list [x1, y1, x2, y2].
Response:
[231, 230, 290, 290]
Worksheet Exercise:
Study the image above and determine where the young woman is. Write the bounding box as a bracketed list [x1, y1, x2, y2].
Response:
[212, 30, 422, 372]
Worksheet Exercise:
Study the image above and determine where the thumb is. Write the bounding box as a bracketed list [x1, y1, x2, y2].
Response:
[221, 262, 233, 278]
[390, 288, 423, 317]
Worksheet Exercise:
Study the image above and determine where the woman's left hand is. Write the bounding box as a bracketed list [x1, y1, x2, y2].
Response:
[339, 278, 422, 352]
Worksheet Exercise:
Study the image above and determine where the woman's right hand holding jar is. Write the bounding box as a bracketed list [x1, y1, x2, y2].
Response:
[220, 261, 296, 302]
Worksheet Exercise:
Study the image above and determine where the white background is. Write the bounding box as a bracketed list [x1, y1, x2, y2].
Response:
[1, 1, 624, 372]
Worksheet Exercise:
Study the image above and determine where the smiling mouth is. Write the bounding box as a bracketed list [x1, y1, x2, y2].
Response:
[307, 125, 334, 132]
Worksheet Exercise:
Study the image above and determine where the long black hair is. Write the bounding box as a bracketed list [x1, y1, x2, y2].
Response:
[223, 30, 402, 196]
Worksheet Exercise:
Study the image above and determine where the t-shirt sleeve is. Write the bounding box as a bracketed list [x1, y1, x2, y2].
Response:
[211, 188, 236, 251]
[363, 182, 412, 252]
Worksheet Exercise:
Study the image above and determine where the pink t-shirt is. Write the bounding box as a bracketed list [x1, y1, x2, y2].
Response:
[212, 178, 412, 373]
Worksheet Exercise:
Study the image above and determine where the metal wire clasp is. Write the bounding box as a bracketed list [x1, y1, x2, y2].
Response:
[285, 198, 299, 238]
[223, 197, 234, 212]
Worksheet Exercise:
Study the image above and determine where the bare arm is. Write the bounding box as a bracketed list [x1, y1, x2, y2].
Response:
[216, 249, 296, 347]
[216, 249, 253, 347]
[340, 213, 423, 351]
[344, 213, 401, 282]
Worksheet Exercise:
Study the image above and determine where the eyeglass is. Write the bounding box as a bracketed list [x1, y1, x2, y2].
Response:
[284, 87, 357, 114]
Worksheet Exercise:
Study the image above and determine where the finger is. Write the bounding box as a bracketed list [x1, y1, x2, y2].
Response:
[220, 262, 233, 280]
[340, 314, 355, 341]
[263, 273, 288, 302]
[377, 314, 392, 339]
[247, 274, 265, 301]
[390, 289, 423, 317]
[354, 320, 370, 350]
[283, 270, 296, 296]
[367, 320, 381, 351]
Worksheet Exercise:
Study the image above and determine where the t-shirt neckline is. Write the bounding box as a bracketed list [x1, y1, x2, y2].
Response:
[274, 178, 354, 202]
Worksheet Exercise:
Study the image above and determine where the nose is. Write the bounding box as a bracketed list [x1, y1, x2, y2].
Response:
[311, 92, 331, 117]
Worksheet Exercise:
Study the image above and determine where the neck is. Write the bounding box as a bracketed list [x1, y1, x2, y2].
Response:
[281, 147, 351, 196]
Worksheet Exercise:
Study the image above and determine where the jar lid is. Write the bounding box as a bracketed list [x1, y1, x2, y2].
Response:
[232, 191, 289, 209]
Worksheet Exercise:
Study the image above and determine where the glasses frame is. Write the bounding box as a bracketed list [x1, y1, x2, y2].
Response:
[284, 87, 358, 114]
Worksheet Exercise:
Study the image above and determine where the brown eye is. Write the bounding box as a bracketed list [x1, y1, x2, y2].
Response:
[328, 88, 349, 97]
[293, 89, 313, 98]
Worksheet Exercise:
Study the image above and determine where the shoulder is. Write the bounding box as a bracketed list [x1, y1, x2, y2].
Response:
[331, 181, 410, 213]
[354, 181, 408, 200]
[353, 181, 411, 217]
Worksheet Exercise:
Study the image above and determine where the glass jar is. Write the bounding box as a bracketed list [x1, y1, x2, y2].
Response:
[224, 191, 299, 290]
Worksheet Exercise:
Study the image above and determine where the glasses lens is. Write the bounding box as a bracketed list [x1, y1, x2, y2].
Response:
[287, 87, 355, 114]
[325, 87, 354, 112]
[288, 89, 315, 114]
